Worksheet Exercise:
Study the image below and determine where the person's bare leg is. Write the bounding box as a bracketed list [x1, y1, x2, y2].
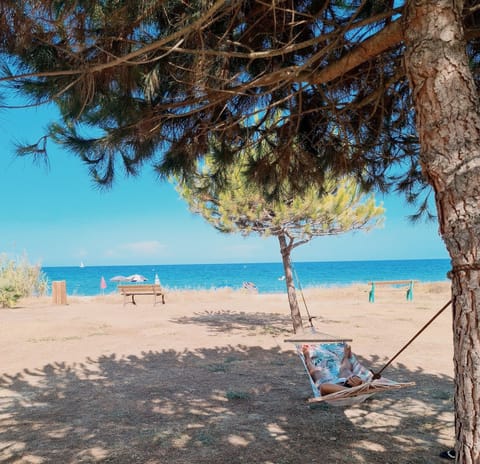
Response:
[338, 344, 353, 378]
[302, 345, 323, 384]
[302, 346, 346, 395]
[303, 345, 362, 395]
[339, 344, 362, 387]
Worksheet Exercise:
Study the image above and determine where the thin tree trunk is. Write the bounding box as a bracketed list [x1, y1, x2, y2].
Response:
[404, 2, 480, 462]
[277, 233, 304, 333]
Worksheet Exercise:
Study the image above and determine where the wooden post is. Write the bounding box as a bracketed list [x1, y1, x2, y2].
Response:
[52, 280, 67, 305]
[406, 280, 414, 301]
[369, 282, 375, 303]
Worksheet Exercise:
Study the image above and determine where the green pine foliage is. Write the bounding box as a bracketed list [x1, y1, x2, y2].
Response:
[177, 152, 384, 244]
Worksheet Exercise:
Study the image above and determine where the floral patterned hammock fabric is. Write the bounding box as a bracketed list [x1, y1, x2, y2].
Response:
[298, 342, 415, 406]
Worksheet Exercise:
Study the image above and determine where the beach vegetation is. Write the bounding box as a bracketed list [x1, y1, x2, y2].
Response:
[0, 280, 22, 309]
[225, 390, 251, 401]
[0, 253, 48, 308]
[0, 0, 479, 458]
[176, 150, 384, 333]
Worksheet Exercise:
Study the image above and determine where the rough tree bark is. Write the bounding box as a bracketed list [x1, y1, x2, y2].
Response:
[404, 1, 480, 462]
[277, 233, 304, 333]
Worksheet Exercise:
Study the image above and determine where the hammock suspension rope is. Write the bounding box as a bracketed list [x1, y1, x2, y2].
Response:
[291, 262, 452, 378]
[292, 264, 316, 328]
[370, 299, 452, 379]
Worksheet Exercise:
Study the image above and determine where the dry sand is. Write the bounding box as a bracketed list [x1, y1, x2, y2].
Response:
[0, 282, 454, 463]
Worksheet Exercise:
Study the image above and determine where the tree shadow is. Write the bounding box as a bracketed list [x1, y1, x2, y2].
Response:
[0, 316, 454, 463]
[172, 309, 293, 336]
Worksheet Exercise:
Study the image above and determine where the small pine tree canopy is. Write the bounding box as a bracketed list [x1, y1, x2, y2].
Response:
[176, 150, 384, 245]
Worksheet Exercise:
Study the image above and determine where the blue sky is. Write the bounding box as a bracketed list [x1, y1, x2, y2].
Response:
[0, 103, 449, 267]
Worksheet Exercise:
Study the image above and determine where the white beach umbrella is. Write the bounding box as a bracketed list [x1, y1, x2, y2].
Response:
[127, 274, 148, 282]
[110, 275, 129, 282]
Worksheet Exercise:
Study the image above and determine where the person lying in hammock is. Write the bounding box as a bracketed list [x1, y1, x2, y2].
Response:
[302, 343, 374, 396]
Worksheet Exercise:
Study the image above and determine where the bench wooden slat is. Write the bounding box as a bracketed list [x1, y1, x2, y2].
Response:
[118, 284, 165, 305]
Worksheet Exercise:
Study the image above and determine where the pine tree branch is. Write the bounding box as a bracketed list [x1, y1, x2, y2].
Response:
[301, 19, 404, 85]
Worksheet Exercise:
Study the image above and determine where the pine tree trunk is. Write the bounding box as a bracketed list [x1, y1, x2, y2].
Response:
[277, 234, 304, 333]
[404, 2, 480, 462]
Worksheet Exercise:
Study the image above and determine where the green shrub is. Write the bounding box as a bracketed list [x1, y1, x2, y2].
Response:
[225, 390, 251, 400]
[0, 253, 48, 308]
[0, 278, 22, 308]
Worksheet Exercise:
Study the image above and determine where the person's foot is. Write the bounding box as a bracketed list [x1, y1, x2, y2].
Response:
[344, 344, 352, 359]
[439, 449, 455, 460]
[302, 345, 310, 358]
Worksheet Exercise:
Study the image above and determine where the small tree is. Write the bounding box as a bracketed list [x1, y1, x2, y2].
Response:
[177, 154, 384, 332]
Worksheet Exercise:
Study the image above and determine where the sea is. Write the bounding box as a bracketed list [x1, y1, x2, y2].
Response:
[42, 258, 451, 297]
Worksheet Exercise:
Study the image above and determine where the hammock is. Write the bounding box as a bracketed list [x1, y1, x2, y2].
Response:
[292, 340, 415, 406]
[284, 266, 449, 407]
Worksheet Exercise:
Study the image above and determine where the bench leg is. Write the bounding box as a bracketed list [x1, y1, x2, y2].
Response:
[123, 294, 136, 306]
[153, 294, 165, 305]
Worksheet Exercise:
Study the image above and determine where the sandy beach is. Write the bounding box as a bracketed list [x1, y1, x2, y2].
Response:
[0, 282, 454, 463]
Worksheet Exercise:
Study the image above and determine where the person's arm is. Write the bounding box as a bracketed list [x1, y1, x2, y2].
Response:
[319, 375, 362, 395]
[320, 383, 347, 395]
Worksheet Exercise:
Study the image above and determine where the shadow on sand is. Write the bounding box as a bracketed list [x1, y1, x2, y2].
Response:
[0, 310, 453, 464]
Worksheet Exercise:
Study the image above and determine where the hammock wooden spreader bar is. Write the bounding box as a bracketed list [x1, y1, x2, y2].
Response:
[284, 332, 352, 344]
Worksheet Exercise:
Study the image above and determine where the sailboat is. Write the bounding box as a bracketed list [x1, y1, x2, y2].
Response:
[80, 261, 85, 268]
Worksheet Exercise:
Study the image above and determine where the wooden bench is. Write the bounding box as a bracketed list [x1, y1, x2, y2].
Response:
[368, 280, 418, 303]
[118, 284, 165, 306]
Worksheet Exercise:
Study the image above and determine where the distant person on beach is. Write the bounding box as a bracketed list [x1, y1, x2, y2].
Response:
[302, 344, 370, 396]
[242, 281, 258, 292]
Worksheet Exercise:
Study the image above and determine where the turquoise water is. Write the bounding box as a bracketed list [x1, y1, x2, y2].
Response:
[42, 259, 451, 296]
